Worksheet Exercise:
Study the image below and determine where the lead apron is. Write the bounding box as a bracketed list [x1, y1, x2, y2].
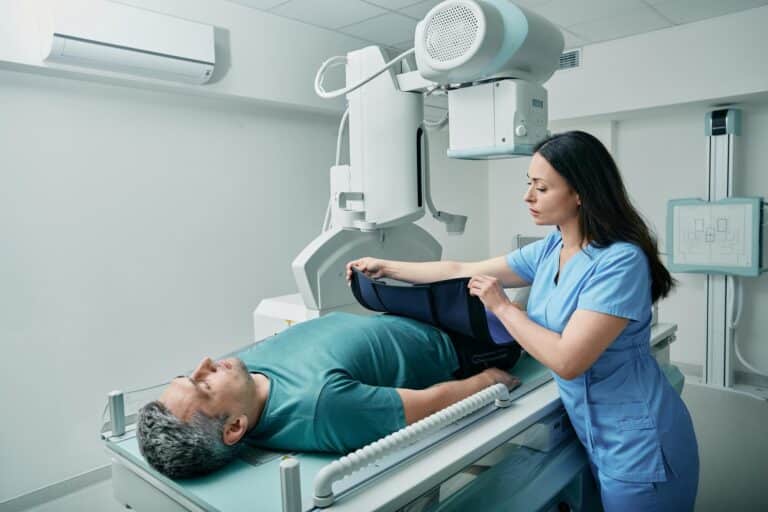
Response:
[350, 269, 521, 378]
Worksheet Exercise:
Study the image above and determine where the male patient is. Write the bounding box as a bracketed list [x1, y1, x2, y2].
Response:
[137, 312, 519, 478]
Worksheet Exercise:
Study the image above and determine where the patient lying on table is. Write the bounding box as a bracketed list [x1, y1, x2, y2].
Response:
[137, 312, 520, 478]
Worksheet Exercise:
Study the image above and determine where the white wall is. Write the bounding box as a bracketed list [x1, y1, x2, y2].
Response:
[612, 107, 710, 368]
[0, 67, 332, 501]
[0, 0, 362, 112]
[733, 104, 768, 373]
[546, 5, 768, 121]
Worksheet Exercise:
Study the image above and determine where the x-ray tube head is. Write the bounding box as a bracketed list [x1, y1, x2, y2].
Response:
[414, 0, 564, 85]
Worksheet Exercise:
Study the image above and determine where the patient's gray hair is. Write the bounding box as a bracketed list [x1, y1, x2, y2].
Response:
[137, 401, 242, 478]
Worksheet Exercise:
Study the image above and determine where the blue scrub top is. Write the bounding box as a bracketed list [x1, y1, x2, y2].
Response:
[507, 230, 697, 483]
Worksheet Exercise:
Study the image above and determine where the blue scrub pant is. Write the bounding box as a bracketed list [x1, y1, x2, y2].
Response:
[589, 458, 698, 512]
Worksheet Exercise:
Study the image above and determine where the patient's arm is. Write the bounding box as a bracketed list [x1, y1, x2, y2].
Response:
[396, 368, 520, 425]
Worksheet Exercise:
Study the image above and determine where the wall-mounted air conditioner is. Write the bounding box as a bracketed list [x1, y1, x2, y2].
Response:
[42, 0, 215, 85]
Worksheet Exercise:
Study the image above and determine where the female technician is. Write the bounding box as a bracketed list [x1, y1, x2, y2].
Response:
[346, 131, 699, 511]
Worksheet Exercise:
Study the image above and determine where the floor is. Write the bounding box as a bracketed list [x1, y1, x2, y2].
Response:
[23, 480, 125, 512]
[680, 381, 768, 511]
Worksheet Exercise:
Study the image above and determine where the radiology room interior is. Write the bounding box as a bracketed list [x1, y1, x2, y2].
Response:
[1, 1, 767, 511]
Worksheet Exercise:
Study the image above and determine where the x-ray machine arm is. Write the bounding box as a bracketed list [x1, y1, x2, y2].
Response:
[282, 1, 564, 317]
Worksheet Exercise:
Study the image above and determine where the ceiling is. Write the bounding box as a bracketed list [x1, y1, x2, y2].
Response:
[226, 0, 768, 51]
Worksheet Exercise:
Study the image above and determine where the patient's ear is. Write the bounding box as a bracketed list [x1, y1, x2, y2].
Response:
[222, 415, 248, 445]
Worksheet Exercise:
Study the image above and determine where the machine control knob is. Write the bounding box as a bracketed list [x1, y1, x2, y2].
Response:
[515, 124, 528, 137]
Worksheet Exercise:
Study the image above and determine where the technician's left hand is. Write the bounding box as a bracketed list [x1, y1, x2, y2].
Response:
[468, 275, 511, 314]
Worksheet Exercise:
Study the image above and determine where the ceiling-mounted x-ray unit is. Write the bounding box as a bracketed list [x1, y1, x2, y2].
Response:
[287, 0, 565, 317]
[414, 0, 563, 159]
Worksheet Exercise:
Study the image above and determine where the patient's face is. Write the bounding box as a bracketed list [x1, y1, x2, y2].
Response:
[160, 357, 253, 422]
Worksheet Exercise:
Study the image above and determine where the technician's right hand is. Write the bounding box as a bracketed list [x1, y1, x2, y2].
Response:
[346, 257, 387, 284]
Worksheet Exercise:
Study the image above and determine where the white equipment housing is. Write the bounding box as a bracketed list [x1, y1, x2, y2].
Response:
[415, 0, 563, 85]
[447, 79, 548, 159]
[415, 0, 562, 158]
[42, 0, 215, 85]
[277, 0, 564, 318]
[293, 224, 441, 312]
[290, 46, 441, 313]
[346, 46, 425, 231]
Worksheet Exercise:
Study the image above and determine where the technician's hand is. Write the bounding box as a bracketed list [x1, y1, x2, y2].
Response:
[481, 368, 521, 391]
[346, 257, 387, 284]
[468, 274, 512, 314]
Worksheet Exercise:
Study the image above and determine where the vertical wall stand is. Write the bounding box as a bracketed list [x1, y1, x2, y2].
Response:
[703, 108, 741, 387]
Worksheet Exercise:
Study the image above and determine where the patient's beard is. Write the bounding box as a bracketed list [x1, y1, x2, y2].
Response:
[234, 358, 250, 379]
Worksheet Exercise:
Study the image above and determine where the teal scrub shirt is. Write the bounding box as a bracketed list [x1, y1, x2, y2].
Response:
[241, 312, 459, 453]
[507, 230, 698, 483]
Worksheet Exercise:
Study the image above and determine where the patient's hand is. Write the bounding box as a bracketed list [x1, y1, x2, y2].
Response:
[481, 368, 521, 391]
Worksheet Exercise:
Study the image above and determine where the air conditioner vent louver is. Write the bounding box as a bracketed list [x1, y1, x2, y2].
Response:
[44, 1, 215, 85]
[558, 49, 581, 70]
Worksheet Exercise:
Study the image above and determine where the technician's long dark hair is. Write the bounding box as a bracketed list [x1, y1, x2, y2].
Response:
[533, 130, 675, 303]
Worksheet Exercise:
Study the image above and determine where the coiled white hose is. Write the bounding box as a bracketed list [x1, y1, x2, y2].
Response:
[313, 383, 511, 507]
[314, 48, 415, 100]
[729, 276, 768, 377]
[321, 107, 351, 233]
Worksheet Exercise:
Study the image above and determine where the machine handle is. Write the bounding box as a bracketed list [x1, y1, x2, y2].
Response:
[336, 192, 363, 210]
[312, 383, 511, 508]
[108, 390, 126, 437]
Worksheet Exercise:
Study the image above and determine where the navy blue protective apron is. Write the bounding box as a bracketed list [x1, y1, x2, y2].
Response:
[350, 269, 521, 378]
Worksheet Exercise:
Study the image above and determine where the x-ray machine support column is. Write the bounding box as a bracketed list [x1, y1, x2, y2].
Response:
[704, 108, 741, 387]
